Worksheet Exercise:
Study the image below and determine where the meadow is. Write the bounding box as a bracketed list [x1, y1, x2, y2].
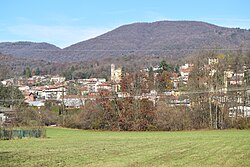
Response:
[0, 128, 249, 167]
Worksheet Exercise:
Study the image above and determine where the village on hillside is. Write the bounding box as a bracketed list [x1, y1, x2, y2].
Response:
[1, 56, 250, 126]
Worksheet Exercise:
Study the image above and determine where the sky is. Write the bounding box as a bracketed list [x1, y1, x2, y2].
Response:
[1, 0, 250, 48]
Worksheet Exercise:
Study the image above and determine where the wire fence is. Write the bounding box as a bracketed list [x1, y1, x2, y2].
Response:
[0, 127, 46, 140]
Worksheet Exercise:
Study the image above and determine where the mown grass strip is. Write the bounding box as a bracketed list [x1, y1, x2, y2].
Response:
[0, 128, 249, 167]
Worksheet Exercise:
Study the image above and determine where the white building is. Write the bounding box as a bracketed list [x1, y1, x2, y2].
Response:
[229, 106, 250, 117]
[208, 58, 218, 65]
[1, 78, 14, 86]
[63, 95, 85, 108]
[42, 85, 67, 100]
[18, 86, 30, 92]
[179, 64, 193, 82]
[50, 76, 66, 84]
[27, 101, 45, 107]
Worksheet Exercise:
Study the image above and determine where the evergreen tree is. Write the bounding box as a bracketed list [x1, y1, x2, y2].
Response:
[159, 60, 173, 73]
[25, 67, 32, 78]
[35, 67, 41, 75]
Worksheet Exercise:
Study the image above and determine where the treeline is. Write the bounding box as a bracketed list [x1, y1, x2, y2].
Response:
[13, 97, 250, 131]
[62, 99, 219, 131]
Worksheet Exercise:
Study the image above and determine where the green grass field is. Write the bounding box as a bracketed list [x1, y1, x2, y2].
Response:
[0, 128, 249, 167]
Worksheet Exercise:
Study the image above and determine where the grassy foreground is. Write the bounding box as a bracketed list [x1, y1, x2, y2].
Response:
[0, 128, 249, 167]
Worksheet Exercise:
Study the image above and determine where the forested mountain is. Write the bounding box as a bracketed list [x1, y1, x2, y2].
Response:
[0, 42, 61, 61]
[64, 21, 250, 61]
[1, 21, 250, 63]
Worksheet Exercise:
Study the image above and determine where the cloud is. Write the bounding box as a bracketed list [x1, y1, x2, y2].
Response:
[6, 24, 111, 48]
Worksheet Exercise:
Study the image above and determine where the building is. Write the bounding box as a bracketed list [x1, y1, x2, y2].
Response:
[97, 83, 112, 92]
[63, 95, 85, 108]
[27, 101, 45, 108]
[208, 58, 218, 65]
[50, 76, 66, 84]
[1, 78, 14, 86]
[42, 85, 67, 100]
[229, 106, 250, 117]
[111, 64, 122, 83]
[229, 73, 244, 86]
[208, 58, 219, 77]
[179, 64, 193, 82]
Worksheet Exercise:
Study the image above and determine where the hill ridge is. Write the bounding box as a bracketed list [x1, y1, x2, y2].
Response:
[1, 20, 250, 62]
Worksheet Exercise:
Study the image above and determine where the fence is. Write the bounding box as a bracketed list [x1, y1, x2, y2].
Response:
[0, 128, 46, 140]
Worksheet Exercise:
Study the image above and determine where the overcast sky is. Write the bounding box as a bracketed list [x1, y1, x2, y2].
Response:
[1, 0, 250, 48]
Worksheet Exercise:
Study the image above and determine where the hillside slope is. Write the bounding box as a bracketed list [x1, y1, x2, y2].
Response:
[1, 21, 250, 62]
[64, 21, 250, 60]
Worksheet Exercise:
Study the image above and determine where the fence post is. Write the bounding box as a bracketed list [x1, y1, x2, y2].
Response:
[20, 130, 22, 139]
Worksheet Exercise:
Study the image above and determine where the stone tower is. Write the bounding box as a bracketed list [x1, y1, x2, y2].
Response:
[111, 64, 122, 83]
